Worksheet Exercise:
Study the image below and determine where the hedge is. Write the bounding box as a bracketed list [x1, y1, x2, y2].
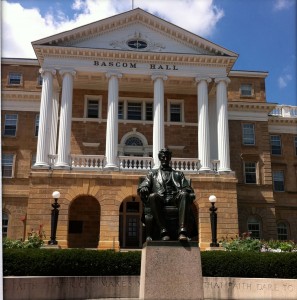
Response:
[3, 249, 297, 278]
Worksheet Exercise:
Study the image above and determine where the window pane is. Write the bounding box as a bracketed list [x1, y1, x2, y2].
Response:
[4, 114, 18, 136]
[2, 213, 8, 237]
[87, 100, 99, 118]
[242, 124, 255, 145]
[247, 216, 260, 238]
[9, 73, 22, 85]
[295, 137, 297, 156]
[270, 135, 281, 155]
[241, 84, 252, 96]
[2, 154, 14, 178]
[244, 162, 256, 184]
[146, 103, 153, 121]
[35, 114, 39, 136]
[118, 102, 124, 119]
[125, 137, 143, 146]
[170, 103, 181, 122]
[273, 171, 284, 192]
[127, 102, 141, 120]
[277, 223, 288, 240]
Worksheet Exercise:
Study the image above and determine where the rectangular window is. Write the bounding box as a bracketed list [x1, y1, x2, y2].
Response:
[87, 100, 99, 118]
[35, 114, 39, 136]
[127, 102, 142, 120]
[270, 135, 282, 155]
[2, 213, 9, 238]
[295, 136, 297, 156]
[37, 74, 43, 86]
[2, 154, 14, 178]
[242, 123, 255, 145]
[145, 103, 153, 121]
[273, 171, 285, 192]
[241, 84, 252, 96]
[244, 162, 257, 184]
[170, 103, 181, 122]
[8, 73, 22, 85]
[31, 153, 37, 166]
[4, 114, 18, 136]
[118, 101, 124, 119]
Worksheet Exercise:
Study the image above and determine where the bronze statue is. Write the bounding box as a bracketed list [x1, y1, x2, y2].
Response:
[138, 148, 196, 241]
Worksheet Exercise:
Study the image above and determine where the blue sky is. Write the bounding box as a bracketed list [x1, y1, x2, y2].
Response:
[1, 0, 296, 106]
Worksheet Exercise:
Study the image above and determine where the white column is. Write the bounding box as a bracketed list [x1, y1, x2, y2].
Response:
[55, 69, 76, 167]
[105, 72, 122, 169]
[215, 77, 231, 172]
[49, 89, 60, 155]
[196, 77, 212, 172]
[35, 68, 56, 167]
[152, 74, 167, 168]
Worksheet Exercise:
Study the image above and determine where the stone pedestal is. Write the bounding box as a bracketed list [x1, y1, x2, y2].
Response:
[139, 241, 204, 300]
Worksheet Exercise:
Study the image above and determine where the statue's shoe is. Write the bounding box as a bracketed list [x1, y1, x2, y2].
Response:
[178, 233, 188, 241]
[162, 235, 170, 241]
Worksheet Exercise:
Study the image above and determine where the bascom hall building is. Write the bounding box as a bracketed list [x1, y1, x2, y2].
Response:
[2, 8, 297, 250]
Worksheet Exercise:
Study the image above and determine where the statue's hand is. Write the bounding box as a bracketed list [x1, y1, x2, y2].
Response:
[139, 187, 149, 198]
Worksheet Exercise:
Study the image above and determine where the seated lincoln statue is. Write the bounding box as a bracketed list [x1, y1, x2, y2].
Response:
[138, 148, 196, 241]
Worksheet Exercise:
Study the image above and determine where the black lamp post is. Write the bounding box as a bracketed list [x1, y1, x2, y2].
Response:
[48, 191, 60, 245]
[209, 195, 219, 247]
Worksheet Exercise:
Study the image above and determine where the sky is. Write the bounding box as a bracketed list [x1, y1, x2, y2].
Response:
[1, 0, 296, 106]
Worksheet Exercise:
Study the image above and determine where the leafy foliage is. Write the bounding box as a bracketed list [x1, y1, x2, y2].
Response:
[3, 225, 46, 249]
[220, 232, 297, 252]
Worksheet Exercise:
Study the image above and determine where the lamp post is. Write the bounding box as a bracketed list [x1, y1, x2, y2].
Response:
[209, 195, 219, 247]
[48, 191, 60, 245]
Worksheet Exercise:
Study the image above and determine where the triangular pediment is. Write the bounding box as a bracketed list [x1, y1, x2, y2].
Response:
[32, 8, 237, 58]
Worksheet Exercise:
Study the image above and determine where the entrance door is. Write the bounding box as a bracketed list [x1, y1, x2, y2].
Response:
[119, 198, 143, 249]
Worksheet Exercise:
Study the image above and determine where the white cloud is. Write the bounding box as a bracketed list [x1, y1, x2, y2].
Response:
[278, 74, 292, 88]
[273, 0, 295, 11]
[1, 0, 224, 58]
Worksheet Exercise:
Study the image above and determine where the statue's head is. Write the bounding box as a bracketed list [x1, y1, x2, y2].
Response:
[158, 148, 172, 165]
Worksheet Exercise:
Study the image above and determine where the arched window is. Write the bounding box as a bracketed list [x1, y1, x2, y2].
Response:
[2, 212, 9, 238]
[247, 215, 261, 239]
[277, 222, 289, 240]
[125, 136, 143, 146]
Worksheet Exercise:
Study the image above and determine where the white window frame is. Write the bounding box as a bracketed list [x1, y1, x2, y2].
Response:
[2, 212, 9, 238]
[242, 123, 255, 145]
[84, 95, 102, 119]
[244, 162, 257, 184]
[240, 84, 253, 97]
[273, 170, 285, 192]
[2, 153, 15, 178]
[167, 99, 184, 123]
[8, 72, 22, 85]
[35, 114, 39, 137]
[270, 135, 282, 155]
[4, 113, 18, 137]
[118, 98, 153, 121]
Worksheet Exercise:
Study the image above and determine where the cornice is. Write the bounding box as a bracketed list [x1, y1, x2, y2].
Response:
[228, 101, 276, 113]
[268, 117, 297, 125]
[229, 70, 268, 78]
[34, 46, 236, 72]
[1, 90, 41, 101]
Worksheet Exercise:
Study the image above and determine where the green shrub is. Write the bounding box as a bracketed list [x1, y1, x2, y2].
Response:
[3, 249, 141, 276]
[201, 251, 297, 278]
[3, 248, 297, 278]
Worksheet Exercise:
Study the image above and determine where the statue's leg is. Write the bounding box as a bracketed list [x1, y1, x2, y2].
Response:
[144, 208, 153, 241]
[148, 193, 170, 240]
[175, 191, 192, 240]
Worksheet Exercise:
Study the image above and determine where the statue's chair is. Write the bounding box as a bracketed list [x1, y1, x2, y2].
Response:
[139, 177, 197, 241]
